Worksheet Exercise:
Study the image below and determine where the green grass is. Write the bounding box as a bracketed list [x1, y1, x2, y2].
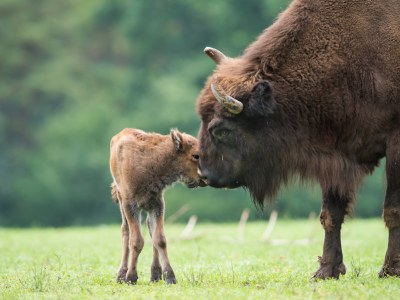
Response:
[1, 219, 400, 299]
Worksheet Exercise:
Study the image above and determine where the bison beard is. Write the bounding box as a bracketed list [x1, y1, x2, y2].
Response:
[196, 0, 400, 280]
[242, 150, 289, 209]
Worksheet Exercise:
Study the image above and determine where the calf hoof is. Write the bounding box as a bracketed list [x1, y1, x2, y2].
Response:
[150, 266, 162, 282]
[116, 268, 127, 283]
[125, 273, 139, 284]
[313, 257, 346, 280]
[163, 270, 177, 285]
[165, 276, 177, 285]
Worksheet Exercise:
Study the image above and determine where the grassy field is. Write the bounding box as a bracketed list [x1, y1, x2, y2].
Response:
[1, 219, 400, 299]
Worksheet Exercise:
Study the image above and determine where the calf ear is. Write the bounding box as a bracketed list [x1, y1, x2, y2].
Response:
[170, 129, 184, 152]
[246, 80, 275, 117]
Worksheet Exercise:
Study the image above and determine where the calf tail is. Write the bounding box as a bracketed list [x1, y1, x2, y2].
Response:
[111, 181, 120, 203]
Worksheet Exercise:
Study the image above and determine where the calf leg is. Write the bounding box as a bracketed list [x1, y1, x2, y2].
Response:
[117, 203, 129, 283]
[313, 189, 349, 279]
[146, 217, 162, 282]
[379, 132, 400, 277]
[122, 203, 144, 284]
[147, 200, 176, 284]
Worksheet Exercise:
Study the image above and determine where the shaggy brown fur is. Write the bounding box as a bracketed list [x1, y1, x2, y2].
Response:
[196, 0, 400, 279]
[109, 128, 205, 284]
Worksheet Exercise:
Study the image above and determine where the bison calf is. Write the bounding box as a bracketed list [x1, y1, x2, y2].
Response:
[109, 128, 205, 284]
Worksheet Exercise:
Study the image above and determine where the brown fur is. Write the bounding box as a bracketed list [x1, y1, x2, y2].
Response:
[109, 128, 204, 284]
[319, 209, 334, 232]
[383, 208, 400, 230]
[196, 0, 400, 279]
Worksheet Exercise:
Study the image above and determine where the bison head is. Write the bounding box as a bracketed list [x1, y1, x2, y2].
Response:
[196, 47, 285, 206]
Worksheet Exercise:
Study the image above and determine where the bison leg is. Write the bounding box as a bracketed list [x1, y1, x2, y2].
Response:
[146, 217, 162, 282]
[147, 200, 176, 284]
[313, 189, 349, 280]
[379, 133, 400, 277]
[122, 203, 144, 284]
[116, 203, 130, 283]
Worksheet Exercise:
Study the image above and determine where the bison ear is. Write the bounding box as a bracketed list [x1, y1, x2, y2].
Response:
[170, 129, 184, 152]
[246, 80, 275, 117]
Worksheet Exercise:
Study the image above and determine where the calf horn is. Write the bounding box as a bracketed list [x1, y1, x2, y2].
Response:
[211, 84, 243, 114]
[204, 47, 226, 64]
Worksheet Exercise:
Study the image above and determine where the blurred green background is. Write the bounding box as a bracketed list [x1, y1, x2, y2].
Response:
[0, 0, 386, 227]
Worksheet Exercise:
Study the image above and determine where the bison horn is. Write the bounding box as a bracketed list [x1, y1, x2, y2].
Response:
[204, 47, 226, 64]
[211, 84, 243, 114]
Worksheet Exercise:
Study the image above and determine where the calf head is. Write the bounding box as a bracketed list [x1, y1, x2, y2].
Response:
[170, 129, 207, 188]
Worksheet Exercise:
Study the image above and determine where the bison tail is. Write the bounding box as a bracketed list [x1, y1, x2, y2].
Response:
[111, 182, 120, 203]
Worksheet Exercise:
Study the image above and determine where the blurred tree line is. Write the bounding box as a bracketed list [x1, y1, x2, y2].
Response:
[0, 0, 385, 227]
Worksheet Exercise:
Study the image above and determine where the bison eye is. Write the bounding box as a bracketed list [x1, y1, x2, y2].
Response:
[212, 128, 235, 144]
[220, 129, 228, 136]
[192, 154, 200, 161]
[214, 128, 230, 138]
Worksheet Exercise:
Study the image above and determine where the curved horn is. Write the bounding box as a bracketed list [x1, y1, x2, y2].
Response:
[211, 84, 243, 114]
[204, 47, 226, 64]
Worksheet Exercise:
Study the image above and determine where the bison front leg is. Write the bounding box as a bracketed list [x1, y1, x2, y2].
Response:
[379, 133, 400, 278]
[148, 200, 176, 284]
[313, 189, 349, 280]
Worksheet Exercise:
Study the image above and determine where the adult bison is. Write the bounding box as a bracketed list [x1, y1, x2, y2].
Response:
[196, 0, 400, 279]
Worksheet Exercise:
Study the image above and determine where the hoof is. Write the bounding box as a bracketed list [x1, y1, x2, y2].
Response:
[379, 264, 400, 278]
[150, 266, 162, 282]
[165, 277, 177, 285]
[313, 256, 346, 280]
[116, 268, 127, 283]
[163, 270, 177, 285]
[125, 273, 139, 284]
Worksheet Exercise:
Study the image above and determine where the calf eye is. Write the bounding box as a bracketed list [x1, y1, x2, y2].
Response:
[192, 154, 200, 161]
